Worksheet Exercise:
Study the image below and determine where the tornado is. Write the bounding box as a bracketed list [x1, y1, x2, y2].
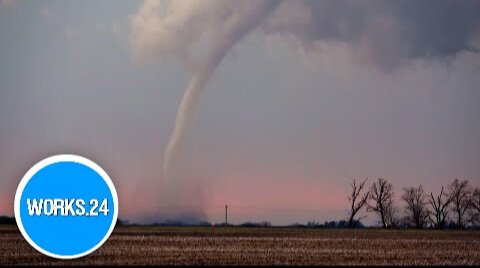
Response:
[130, 0, 281, 219]
[164, 0, 281, 188]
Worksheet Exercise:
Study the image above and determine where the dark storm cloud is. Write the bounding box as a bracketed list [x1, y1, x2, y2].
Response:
[264, 0, 480, 67]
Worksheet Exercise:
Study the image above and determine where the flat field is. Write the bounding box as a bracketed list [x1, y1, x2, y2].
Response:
[1, 225, 479, 265]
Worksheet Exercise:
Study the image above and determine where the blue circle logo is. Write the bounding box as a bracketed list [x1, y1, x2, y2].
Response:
[14, 155, 118, 259]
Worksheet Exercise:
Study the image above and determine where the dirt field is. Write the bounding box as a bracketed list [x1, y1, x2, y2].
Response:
[1, 225, 479, 265]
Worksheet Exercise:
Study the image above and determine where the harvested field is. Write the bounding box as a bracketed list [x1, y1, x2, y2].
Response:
[1, 225, 479, 265]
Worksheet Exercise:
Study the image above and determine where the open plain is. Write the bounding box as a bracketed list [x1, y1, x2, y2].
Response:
[1, 226, 479, 265]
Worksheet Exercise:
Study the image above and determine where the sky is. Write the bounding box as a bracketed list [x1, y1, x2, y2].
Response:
[1, 0, 480, 226]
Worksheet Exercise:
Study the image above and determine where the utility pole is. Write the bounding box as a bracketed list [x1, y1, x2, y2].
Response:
[225, 205, 228, 226]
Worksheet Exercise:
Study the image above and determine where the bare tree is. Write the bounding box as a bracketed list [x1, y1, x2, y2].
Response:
[401, 185, 429, 228]
[468, 187, 480, 227]
[428, 186, 453, 229]
[384, 203, 397, 228]
[347, 178, 369, 228]
[448, 179, 473, 228]
[368, 178, 396, 228]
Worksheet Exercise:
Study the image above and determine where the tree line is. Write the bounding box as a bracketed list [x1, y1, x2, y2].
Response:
[347, 178, 480, 229]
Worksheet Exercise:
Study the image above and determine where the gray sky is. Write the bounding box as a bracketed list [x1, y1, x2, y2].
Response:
[1, 0, 479, 225]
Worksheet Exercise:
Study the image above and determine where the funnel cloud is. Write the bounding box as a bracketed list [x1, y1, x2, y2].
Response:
[130, 0, 281, 220]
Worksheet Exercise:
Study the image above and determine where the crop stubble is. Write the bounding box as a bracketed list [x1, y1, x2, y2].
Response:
[0, 226, 479, 265]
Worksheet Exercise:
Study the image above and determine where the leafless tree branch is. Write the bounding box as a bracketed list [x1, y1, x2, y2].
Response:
[347, 178, 369, 228]
[367, 178, 396, 228]
[428, 186, 453, 229]
[448, 179, 473, 228]
[402, 185, 429, 228]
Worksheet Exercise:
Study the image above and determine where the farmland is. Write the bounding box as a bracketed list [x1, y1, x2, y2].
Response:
[1, 225, 479, 265]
